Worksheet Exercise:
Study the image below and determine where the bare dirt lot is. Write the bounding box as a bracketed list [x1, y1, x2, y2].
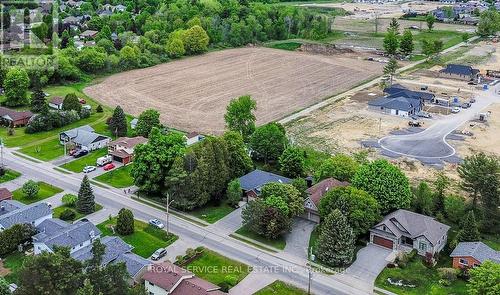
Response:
[85, 47, 383, 134]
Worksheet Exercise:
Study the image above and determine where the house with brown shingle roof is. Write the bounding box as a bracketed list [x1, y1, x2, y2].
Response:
[49, 96, 64, 110]
[0, 188, 12, 202]
[302, 178, 349, 223]
[108, 136, 148, 164]
[0, 107, 33, 127]
[143, 262, 226, 295]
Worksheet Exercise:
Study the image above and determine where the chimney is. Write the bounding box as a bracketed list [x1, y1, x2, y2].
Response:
[305, 176, 313, 188]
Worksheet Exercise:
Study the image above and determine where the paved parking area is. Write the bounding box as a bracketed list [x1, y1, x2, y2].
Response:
[284, 218, 316, 258]
[345, 244, 395, 284]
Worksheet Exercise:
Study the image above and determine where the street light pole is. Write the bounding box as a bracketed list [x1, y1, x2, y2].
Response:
[307, 264, 312, 295]
[166, 193, 174, 235]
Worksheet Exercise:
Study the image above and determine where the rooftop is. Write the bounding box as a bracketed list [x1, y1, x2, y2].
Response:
[239, 169, 292, 195]
[306, 178, 349, 207]
[34, 219, 100, 251]
[0, 200, 51, 230]
[450, 242, 500, 264]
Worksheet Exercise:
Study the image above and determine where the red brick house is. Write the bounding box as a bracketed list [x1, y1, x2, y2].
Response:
[0, 107, 33, 127]
[108, 136, 148, 164]
[450, 242, 500, 269]
[302, 178, 349, 223]
[0, 188, 13, 201]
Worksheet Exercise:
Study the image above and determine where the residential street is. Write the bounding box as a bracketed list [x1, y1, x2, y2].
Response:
[2, 150, 372, 295]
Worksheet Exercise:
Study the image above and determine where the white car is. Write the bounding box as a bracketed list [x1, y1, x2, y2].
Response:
[149, 219, 164, 229]
[151, 248, 167, 261]
[83, 166, 96, 173]
[451, 107, 461, 113]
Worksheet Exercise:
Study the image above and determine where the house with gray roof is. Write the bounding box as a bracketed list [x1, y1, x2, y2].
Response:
[368, 95, 422, 117]
[450, 242, 500, 269]
[0, 200, 52, 231]
[60, 125, 111, 151]
[369, 209, 450, 256]
[439, 64, 480, 81]
[72, 236, 150, 283]
[33, 219, 100, 255]
[238, 169, 292, 200]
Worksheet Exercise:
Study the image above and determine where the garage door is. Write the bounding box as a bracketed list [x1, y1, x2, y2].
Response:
[373, 236, 394, 249]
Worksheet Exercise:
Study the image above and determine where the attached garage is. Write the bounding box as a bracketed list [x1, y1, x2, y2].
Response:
[373, 235, 394, 249]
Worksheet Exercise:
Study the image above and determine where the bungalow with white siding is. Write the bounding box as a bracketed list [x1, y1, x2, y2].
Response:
[60, 125, 111, 151]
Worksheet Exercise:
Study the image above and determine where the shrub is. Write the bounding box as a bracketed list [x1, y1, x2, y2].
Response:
[62, 194, 78, 207]
[96, 105, 103, 113]
[437, 268, 459, 282]
[22, 180, 39, 199]
[59, 208, 76, 221]
[175, 255, 184, 265]
[80, 107, 91, 119]
[26, 110, 80, 133]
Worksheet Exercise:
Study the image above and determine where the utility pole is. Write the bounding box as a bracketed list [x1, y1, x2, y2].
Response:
[307, 264, 313, 295]
[165, 193, 174, 235]
[0, 138, 4, 168]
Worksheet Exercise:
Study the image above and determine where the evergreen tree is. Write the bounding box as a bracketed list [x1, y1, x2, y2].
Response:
[316, 209, 355, 266]
[411, 182, 433, 215]
[388, 18, 400, 35]
[399, 29, 414, 56]
[116, 208, 134, 235]
[456, 211, 480, 242]
[76, 176, 95, 214]
[109, 106, 127, 137]
[433, 172, 449, 214]
[63, 93, 82, 112]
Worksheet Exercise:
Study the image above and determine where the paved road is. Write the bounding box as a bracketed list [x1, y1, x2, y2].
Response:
[2, 150, 370, 295]
[379, 85, 500, 159]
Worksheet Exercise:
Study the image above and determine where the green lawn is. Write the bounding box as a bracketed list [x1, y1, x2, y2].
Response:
[94, 164, 134, 188]
[186, 249, 251, 289]
[235, 225, 286, 250]
[0, 169, 21, 183]
[255, 280, 307, 295]
[12, 181, 63, 204]
[482, 233, 500, 251]
[97, 217, 178, 258]
[268, 42, 302, 51]
[18, 137, 65, 161]
[189, 201, 235, 224]
[375, 256, 468, 295]
[1, 252, 26, 284]
[60, 148, 108, 173]
[53, 203, 103, 221]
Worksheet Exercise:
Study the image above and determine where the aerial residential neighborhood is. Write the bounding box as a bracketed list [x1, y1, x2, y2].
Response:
[0, 0, 499, 294]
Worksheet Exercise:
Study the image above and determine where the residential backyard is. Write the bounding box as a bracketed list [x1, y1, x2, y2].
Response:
[60, 148, 108, 173]
[12, 181, 63, 204]
[93, 164, 134, 188]
[0, 169, 21, 183]
[0, 252, 26, 284]
[96, 217, 178, 258]
[185, 248, 251, 290]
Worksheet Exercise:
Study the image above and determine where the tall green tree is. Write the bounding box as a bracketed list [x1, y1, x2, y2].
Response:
[411, 182, 434, 216]
[76, 175, 96, 214]
[388, 18, 400, 35]
[30, 85, 47, 113]
[383, 30, 399, 56]
[279, 147, 305, 178]
[250, 123, 288, 163]
[63, 93, 82, 112]
[224, 95, 257, 141]
[433, 172, 449, 214]
[3, 67, 30, 107]
[477, 10, 500, 37]
[316, 209, 355, 266]
[260, 182, 304, 217]
[456, 211, 480, 242]
[352, 159, 412, 214]
[135, 109, 161, 137]
[315, 153, 359, 182]
[77, 279, 96, 295]
[399, 29, 414, 56]
[383, 58, 398, 85]
[116, 208, 135, 235]
[133, 128, 186, 195]
[426, 13, 436, 31]
[227, 179, 242, 207]
[222, 131, 253, 178]
[183, 25, 209, 54]
[467, 260, 500, 295]
[319, 186, 380, 237]
[444, 195, 466, 224]
[109, 106, 128, 137]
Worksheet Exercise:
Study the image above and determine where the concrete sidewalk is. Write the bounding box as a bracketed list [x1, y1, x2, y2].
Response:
[228, 270, 276, 295]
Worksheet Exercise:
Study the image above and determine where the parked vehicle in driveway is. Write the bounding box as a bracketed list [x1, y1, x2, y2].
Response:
[149, 219, 164, 229]
[83, 166, 96, 173]
[469, 98, 476, 103]
[408, 120, 423, 127]
[451, 107, 461, 113]
[103, 163, 115, 171]
[73, 150, 89, 158]
[151, 248, 167, 261]
[96, 155, 113, 166]
[416, 111, 432, 118]
[461, 102, 471, 109]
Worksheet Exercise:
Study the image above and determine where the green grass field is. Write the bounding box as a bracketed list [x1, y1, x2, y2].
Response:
[94, 164, 134, 188]
[1, 252, 27, 284]
[189, 201, 235, 224]
[12, 181, 63, 204]
[235, 225, 286, 250]
[255, 280, 307, 295]
[97, 217, 178, 258]
[53, 203, 103, 221]
[269, 42, 303, 51]
[60, 148, 108, 173]
[186, 249, 251, 289]
[0, 169, 21, 183]
[18, 137, 65, 162]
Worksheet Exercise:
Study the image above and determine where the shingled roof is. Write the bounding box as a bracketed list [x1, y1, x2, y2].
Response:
[239, 170, 292, 195]
[450, 242, 500, 264]
[306, 178, 349, 207]
[0, 200, 51, 230]
[34, 219, 100, 251]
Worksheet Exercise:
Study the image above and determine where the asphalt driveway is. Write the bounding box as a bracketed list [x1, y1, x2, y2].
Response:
[284, 218, 316, 258]
[345, 244, 394, 284]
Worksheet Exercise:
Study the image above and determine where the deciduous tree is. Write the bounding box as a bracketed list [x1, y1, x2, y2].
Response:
[426, 13, 436, 31]
[411, 181, 434, 216]
[467, 260, 500, 295]
[227, 179, 242, 207]
[22, 180, 39, 200]
[3, 67, 30, 107]
[224, 95, 257, 141]
[315, 153, 359, 182]
[63, 93, 82, 112]
[183, 25, 209, 54]
[352, 159, 411, 214]
[250, 123, 288, 163]
[399, 29, 414, 56]
[279, 147, 305, 178]
[222, 131, 253, 178]
[135, 109, 161, 137]
[383, 30, 399, 56]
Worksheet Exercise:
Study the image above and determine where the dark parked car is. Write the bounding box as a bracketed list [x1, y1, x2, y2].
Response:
[461, 102, 471, 109]
[469, 98, 476, 103]
[73, 150, 89, 158]
[408, 120, 423, 127]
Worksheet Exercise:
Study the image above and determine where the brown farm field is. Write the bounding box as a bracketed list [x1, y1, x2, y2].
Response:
[84, 47, 383, 134]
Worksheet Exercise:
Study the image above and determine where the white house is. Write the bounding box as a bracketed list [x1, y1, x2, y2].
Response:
[60, 125, 111, 151]
[48, 96, 64, 110]
[184, 132, 204, 146]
